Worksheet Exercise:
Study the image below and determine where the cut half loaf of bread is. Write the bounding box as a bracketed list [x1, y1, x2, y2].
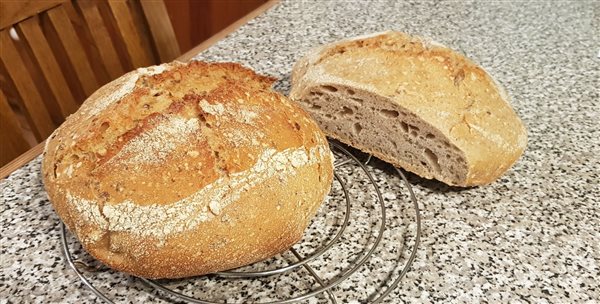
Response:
[290, 31, 527, 186]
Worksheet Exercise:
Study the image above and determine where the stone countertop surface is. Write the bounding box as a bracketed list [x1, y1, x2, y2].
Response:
[1, 0, 599, 303]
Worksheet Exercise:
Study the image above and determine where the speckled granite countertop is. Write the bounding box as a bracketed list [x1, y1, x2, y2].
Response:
[1, 0, 599, 303]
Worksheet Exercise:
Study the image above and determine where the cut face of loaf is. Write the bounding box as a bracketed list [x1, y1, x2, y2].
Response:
[300, 85, 468, 185]
[290, 31, 527, 186]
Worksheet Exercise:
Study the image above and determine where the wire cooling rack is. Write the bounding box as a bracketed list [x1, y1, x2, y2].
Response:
[60, 140, 421, 303]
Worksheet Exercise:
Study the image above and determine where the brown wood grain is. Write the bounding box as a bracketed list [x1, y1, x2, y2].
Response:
[0, 90, 31, 166]
[163, 0, 268, 54]
[163, 0, 192, 52]
[125, 0, 159, 65]
[140, 0, 180, 62]
[203, 0, 269, 40]
[179, 0, 278, 61]
[78, 0, 126, 79]
[0, 29, 55, 141]
[17, 16, 80, 117]
[46, 6, 100, 97]
[0, 0, 66, 30]
[108, 0, 154, 68]
[0, 141, 45, 180]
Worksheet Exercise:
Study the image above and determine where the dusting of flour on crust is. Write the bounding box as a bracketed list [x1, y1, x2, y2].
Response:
[238, 109, 258, 124]
[88, 63, 174, 117]
[66, 144, 330, 244]
[199, 99, 225, 115]
[111, 116, 199, 165]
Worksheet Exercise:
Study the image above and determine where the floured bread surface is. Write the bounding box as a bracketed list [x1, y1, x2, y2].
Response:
[290, 31, 526, 186]
[42, 61, 334, 278]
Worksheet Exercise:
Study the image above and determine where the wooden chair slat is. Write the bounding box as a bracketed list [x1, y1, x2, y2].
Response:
[0, 30, 55, 140]
[46, 6, 100, 97]
[78, 0, 126, 79]
[0, 0, 67, 30]
[128, 0, 158, 63]
[140, 0, 180, 62]
[62, 0, 111, 85]
[107, 0, 154, 68]
[8, 26, 62, 126]
[40, 9, 85, 103]
[0, 90, 31, 166]
[17, 16, 80, 118]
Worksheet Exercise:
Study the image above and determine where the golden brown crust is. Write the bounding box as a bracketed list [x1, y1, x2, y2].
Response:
[42, 61, 333, 278]
[290, 31, 527, 186]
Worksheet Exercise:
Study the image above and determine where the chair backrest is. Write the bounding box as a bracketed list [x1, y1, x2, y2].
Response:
[0, 0, 180, 166]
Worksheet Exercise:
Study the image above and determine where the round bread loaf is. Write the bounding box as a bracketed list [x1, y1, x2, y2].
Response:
[42, 61, 333, 279]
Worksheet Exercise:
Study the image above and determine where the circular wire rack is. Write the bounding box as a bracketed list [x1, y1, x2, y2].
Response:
[60, 140, 422, 303]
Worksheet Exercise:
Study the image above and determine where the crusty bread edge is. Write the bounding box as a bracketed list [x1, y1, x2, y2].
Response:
[42, 61, 335, 278]
[290, 31, 527, 187]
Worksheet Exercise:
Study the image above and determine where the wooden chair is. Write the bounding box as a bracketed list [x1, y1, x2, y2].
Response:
[0, 0, 180, 167]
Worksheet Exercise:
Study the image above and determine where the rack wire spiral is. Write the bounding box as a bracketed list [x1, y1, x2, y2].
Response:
[60, 140, 421, 303]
